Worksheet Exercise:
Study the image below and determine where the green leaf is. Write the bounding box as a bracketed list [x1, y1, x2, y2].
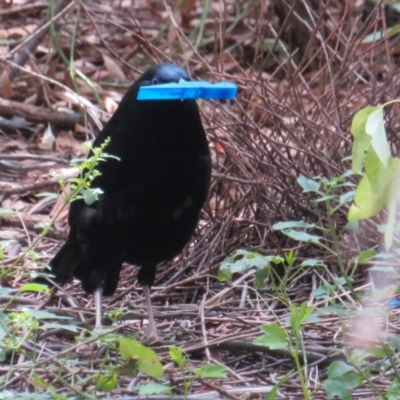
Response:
[33, 222, 53, 231]
[40, 323, 80, 332]
[297, 176, 320, 192]
[312, 285, 330, 299]
[317, 304, 346, 316]
[360, 27, 400, 44]
[348, 175, 383, 220]
[36, 192, 59, 198]
[388, 335, 400, 351]
[284, 249, 296, 265]
[325, 361, 360, 400]
[313, 195, 336, 203]
[196, 363, 228, 378]
[81, 188, 103, 205]
[340, 169, 355, 178]
[218, 249, 283, 282]
[0, 391, 15, 399]
[280, 229, 321, 244]
[356, 249, 376, 264]
[255, 266, 269, 288]
[18, 283, 50, 294]
[333, 276, 347, 286]
[272, 221, 315, 230]
[300, 259, 326, 267]
[134, 382, 171, 395]
[0, 310, 9, 324]
[339, 191, 355, 204]
[139, 356, 163, 378]
[50, 391, 68, 400]
[349, 152, 400, 228]
[0, 287, 13, 295]
[32, 376, 49, 390]
[0, 208, 16, 215]
[364, 147, 389, 195]
[119, 338, 163, 378]
[18, 308, 72, 320]
[289, 302, 316, 330]
[253, 323, 288, 349]
[345, 221, 359, 232]
[95, 373, 118, 392]
[169, 345, 185, 369]
[365, 107, 390, 167]
[384, 159, 400, 249]
[266, 372, 290, 400]
[388, 378, 400, 400]
[361, 31, 384, 43]
[350, 106, 375, 172]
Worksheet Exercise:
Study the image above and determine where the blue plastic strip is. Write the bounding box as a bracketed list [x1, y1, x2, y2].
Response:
[137, 81, 237, 100]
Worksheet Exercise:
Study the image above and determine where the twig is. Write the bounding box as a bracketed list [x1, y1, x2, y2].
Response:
[0, 97, 83, 128]
[197, 377, 240, 400]
[200, 294, 211, 362]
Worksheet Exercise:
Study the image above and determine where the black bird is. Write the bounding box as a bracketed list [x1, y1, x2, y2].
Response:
[42, 63, 211, 340]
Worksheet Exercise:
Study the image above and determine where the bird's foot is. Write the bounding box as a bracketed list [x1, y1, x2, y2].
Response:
[141, 324, 160, 343]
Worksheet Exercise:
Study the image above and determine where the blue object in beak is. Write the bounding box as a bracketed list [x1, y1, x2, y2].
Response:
[137, 81, 238, 100]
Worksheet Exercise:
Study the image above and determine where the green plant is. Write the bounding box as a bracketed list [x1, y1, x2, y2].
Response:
[224, 100, 400, 399]
[218, 249, 284, 288]
[254, 302, 318, 400]
[349, 103, 400, 250]
[168, 345, 228, 399]
[272, 173, 359, 298]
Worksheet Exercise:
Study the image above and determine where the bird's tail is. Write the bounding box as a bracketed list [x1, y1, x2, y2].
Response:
[35, 238, 82, 286]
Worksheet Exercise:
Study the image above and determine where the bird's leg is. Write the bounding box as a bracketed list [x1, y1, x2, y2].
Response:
[94, 287, 103, 329]
[143, 285, 159, 341]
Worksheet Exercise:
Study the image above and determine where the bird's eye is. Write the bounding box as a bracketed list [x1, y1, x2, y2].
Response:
[151, 77, 159, 85]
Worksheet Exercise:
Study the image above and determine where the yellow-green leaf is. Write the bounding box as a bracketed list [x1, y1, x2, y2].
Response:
[350, 106, 376, 172]
[348, 175, 383, 221]
[119, 338, 163, 378]
[365, 107, 390, 167]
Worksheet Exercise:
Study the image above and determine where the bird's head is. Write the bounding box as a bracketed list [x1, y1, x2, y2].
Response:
[137, 63, 191, 86]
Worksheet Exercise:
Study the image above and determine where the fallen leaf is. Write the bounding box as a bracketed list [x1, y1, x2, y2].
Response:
[0, 70, 14, 98]
[102, 54, 126, 81]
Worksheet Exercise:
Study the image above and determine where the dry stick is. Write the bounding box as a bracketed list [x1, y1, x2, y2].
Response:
[199, 339, 335, 366]
[5, 57, 103, 111]
[0, 115, 34, 132]
[0, 214, 67, 241]
[1, 180, 54, 195]
[0, 295, 39, 306]
[239, 282, 248, 309]
[17, 211, 32, 247]
[0, 167, 77, 195]
[0, 97, 83, 127]
[197, 377, 240, 400]
[7, 0, 74, 81]
[0, 3, 46, 17]
[199, 294, 211, 362]
[205, 269, 255, 307]
[0, 154, 68, 163]
[0, 160, 60, 171]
